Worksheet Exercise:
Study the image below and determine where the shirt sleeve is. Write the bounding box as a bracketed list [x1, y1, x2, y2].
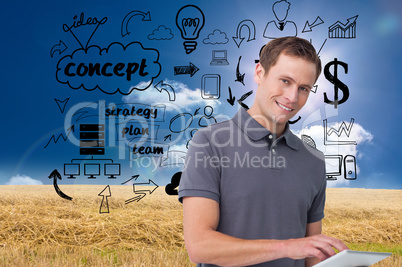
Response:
[178, 129, 221, 204]
[307, 164, 327, 223]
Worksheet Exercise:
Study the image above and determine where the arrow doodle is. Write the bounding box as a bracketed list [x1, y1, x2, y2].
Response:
[50, 40, 67, 58]
[302, 16, 324, 33]
[164, 134, 172, 141]
[227, 86, 236, 106]
[155, 81, 176, 101]
[44, 125, 75, 148]
[121, 10, 151, 37]
[194, 107, 201, 116]
[238, 90, 253, 109]
[174, 62, 199, 77]
[328, 15, 358, 39]
[125, 176, 159, 205]
[54, 98, 70, 113]
[48, 169, 72, 201]
[98, 185, 111, 214]
[235, 56, 245, 85]
[232, 19, 256, 48]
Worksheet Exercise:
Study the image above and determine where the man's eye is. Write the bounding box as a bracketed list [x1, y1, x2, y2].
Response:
[282, 79, 289, 84]
[299, 86, 309, 92]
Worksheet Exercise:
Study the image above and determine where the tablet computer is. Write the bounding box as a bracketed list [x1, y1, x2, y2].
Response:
[313, 250, 392, 267]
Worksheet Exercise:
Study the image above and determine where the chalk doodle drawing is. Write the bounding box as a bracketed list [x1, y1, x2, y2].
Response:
[235, 56, 245, 85]
[56, 42, 161, 95]
[323, 58, 350, 109]
[233, 19, 256, 48]
[44, 1, 365, 212]
[302, 16, 324, 33]
[63, 12, 108, 49]
[148, 25, 174, 40]
[98, 185, 111, 214]
[323, 118, 357, 146]
[210, 50, 229, 66]
[263, 0, 297, 39]
[50, 40, 68, 58]
[227, 86, 236, 106]
[203, 29, 229, 45]
[328, 15, 358, 39]
[176, 5, 205, 54]
[121, 10, 151, 37]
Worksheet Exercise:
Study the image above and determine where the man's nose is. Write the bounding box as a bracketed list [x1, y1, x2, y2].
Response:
[284, 86, 298, 103]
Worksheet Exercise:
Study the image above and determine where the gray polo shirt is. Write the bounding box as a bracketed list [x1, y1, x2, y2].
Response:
[179, 107, 326, 267]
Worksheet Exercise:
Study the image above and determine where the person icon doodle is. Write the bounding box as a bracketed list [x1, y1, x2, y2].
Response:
[198, 105, 217, 127]
[263, 0, 297, 39]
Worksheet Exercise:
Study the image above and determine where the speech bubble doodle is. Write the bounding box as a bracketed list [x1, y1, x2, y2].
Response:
[56, 42, 161, 95]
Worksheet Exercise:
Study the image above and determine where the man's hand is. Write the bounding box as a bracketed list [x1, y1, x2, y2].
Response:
[285, 234, 349, 262]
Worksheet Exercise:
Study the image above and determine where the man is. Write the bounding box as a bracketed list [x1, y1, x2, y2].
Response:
[178, 37, 348, 267]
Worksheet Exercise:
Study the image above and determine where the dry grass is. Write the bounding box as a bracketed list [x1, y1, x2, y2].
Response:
[323, 188, 401, 266]
[0, 185, 400, 266]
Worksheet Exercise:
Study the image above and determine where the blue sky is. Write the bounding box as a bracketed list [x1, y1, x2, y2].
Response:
[1, 0, 401, 189]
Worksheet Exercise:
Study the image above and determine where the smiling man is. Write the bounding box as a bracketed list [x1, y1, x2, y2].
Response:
[179, 37, 348, 267]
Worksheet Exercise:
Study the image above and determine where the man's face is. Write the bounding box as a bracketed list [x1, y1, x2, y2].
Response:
[251, 52, 316, 131]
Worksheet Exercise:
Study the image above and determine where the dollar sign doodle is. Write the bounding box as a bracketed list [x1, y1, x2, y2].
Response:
[323, 58, 349, 109]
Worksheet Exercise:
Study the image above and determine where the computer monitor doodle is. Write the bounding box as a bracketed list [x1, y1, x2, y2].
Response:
[104, 163, 121, 179]
[64, 163, 80, 179]
[325, 155, 342, 180]
[210, 50, 229, 65]
[84, 163, 101, 179]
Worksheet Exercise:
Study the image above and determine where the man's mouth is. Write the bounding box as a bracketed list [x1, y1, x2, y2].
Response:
[276, 101, 294, 112]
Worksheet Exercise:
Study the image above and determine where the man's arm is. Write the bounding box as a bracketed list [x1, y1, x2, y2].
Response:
[183, 196, 288, 266]
[183, 197, 349, 266]
[305, 221, 324, 267]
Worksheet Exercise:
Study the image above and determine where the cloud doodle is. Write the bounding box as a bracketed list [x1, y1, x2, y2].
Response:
[56, 42, 161, 95]
[148, 25, 174, 40]
[203, 29, 229, 44]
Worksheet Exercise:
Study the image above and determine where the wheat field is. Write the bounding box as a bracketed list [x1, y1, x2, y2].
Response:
[0, 185, 400, 266]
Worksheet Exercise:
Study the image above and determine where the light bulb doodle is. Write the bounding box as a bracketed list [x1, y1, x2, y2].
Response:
[175, 5, 205, 54]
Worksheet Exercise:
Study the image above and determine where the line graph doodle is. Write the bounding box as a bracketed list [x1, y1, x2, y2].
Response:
[324, 118, 357, 146]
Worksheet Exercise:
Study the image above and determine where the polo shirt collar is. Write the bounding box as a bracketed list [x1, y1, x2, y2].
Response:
[233, 107, 299, 150]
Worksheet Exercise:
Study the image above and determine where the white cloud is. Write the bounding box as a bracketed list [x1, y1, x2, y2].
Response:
[122, 79, 221, 112]
[293, 122, 373, 187]
[6, 175, 43, 185]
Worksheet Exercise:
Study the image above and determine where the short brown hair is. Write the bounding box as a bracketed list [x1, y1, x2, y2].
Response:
[259, 37, 322, 81]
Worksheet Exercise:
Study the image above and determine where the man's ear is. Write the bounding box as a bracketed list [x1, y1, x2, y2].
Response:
[254, 63, 265, 85]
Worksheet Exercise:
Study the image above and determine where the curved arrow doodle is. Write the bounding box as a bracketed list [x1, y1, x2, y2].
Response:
[155, 81, 176, 101]
[48, 169, 72, 201]
[50, 40, 67, 58]
[235, 56, 245, 85]
[121, 10, 151, 37]
[232, 19, 256, 48]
